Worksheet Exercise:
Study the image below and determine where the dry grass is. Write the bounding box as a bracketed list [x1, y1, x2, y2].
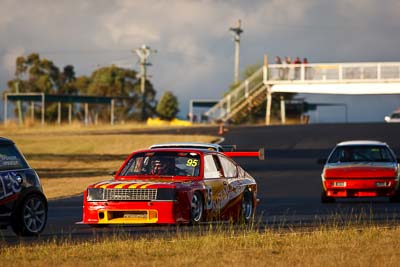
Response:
[1, 125, 217, 199]
[1, 121, 164, 135]
[0, 121, 214, 136]
[1, 226, 399, 266]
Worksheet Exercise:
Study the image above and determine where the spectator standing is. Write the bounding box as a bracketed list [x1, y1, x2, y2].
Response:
[274, 56, 283, 79]
[283, 56, 291, 80]
[293, 56, 301, 80]
[303, 57, 310, 80]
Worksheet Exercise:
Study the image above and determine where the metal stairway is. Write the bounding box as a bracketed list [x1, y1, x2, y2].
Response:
[204, 67, 265, 123]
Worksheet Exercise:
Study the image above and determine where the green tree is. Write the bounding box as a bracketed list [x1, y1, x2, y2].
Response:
[6, 53, 158, 123]
[6, 53, 62, 122]
[156, 91, 179, 120]
[59, 65, 78, 94]
[73, 75, 91, 95]
[86, 65, 156, 122]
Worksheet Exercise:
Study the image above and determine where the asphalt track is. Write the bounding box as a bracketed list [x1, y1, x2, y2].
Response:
[2, 123, 400, 242]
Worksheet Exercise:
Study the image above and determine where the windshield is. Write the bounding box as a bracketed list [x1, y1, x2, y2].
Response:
[119, 151, 201, 177]
[0, 144, 28, 171]
[328, 145, 395, 163]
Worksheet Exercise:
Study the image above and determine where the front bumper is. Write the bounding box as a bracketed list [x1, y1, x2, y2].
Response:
[323, 178, 398, 198]
[83, 200, 188, 225]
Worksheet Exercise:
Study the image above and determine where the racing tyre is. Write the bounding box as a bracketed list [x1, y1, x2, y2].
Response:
[11, 193, 48, 236]
[190, 192, 204, 224]
[239, 191, 254, 224]
[321, 191, 335, 203]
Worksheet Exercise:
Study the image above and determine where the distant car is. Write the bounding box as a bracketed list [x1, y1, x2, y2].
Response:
[82, 147, 261, 226]
[319, 140, 400, 203]
[0, 137, 48, 236]
[384, 111, 400, 123]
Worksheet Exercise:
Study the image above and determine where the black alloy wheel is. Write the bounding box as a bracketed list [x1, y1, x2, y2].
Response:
[190, 192, 204, 224]
[12, 193, 47, 236]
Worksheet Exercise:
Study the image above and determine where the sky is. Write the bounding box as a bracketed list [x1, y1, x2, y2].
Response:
[1, 0, 400, 123]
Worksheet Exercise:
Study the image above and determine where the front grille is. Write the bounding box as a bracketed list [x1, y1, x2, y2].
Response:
[104, 188, 157, 201]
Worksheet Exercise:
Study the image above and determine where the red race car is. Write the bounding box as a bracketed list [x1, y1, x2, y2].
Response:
[319, 140, 400, 203]
[82, 147, 262, 226]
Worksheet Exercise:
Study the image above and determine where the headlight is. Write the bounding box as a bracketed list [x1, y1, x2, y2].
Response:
[87, 188, 104, 201]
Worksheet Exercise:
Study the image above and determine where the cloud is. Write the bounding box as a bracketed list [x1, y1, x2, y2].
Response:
[2, 47, 25, 78]
[1, 0, 400, 119]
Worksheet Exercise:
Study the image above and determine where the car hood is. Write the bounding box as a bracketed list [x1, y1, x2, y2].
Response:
[323, 162, 397, 178]
[90, 179, 194, 189]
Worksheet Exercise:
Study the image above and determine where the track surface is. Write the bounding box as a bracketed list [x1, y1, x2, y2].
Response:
[2, 123, 400, 242]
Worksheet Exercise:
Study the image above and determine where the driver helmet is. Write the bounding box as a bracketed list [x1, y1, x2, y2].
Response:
[151, 157, 174, 175]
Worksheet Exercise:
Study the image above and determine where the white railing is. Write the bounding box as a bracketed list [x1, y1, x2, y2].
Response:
[205, 62, 400, 122]
[266, 62, 400, 83]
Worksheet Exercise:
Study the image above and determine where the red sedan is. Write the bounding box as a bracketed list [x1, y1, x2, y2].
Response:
[320, 140, 400, 203]
[82, 148, 261, 225]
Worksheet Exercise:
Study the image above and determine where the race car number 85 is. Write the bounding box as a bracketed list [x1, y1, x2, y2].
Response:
[186, 159, 198, 167]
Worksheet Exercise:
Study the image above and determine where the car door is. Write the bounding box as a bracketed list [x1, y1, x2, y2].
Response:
[217, 155, 242, 214]
[203, 154, 227, 219]
[0, 144, 27, 215]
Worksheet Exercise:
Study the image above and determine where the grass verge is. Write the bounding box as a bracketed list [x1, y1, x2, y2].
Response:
[0, 225, 399, 266]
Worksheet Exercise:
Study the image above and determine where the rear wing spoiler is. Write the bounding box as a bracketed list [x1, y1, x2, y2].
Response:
[223, 148, 265, 160]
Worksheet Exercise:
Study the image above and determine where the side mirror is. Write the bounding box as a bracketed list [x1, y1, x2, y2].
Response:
[317, 158, 327, 165]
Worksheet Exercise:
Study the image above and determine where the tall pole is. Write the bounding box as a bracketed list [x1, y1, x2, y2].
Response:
[140, 60, 146, 121]
[30, 101, 34, 122]
[280, 96, 286, 124]
[84, 103, 89, 126]
[4, 94, 7, 125]
[134, 45, 156, 121]
[57, 102, 61, 125]
[265, 87, 272, 126]
[230, 19, 243, 84]
[68, 103, 72, 125]
[15, 81, 24, 125]
[41, 93, 45, 126]
[110, 99, 115, 125]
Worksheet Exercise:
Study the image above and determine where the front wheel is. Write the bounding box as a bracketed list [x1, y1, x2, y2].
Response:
[190, 192, 204, 224]
[239, 191, 254, 224]
[12, 193, 48, 236]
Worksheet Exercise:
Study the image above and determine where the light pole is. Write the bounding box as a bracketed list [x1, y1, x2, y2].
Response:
[230, 19, 243, 84]
[134, 44, 156, 121]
